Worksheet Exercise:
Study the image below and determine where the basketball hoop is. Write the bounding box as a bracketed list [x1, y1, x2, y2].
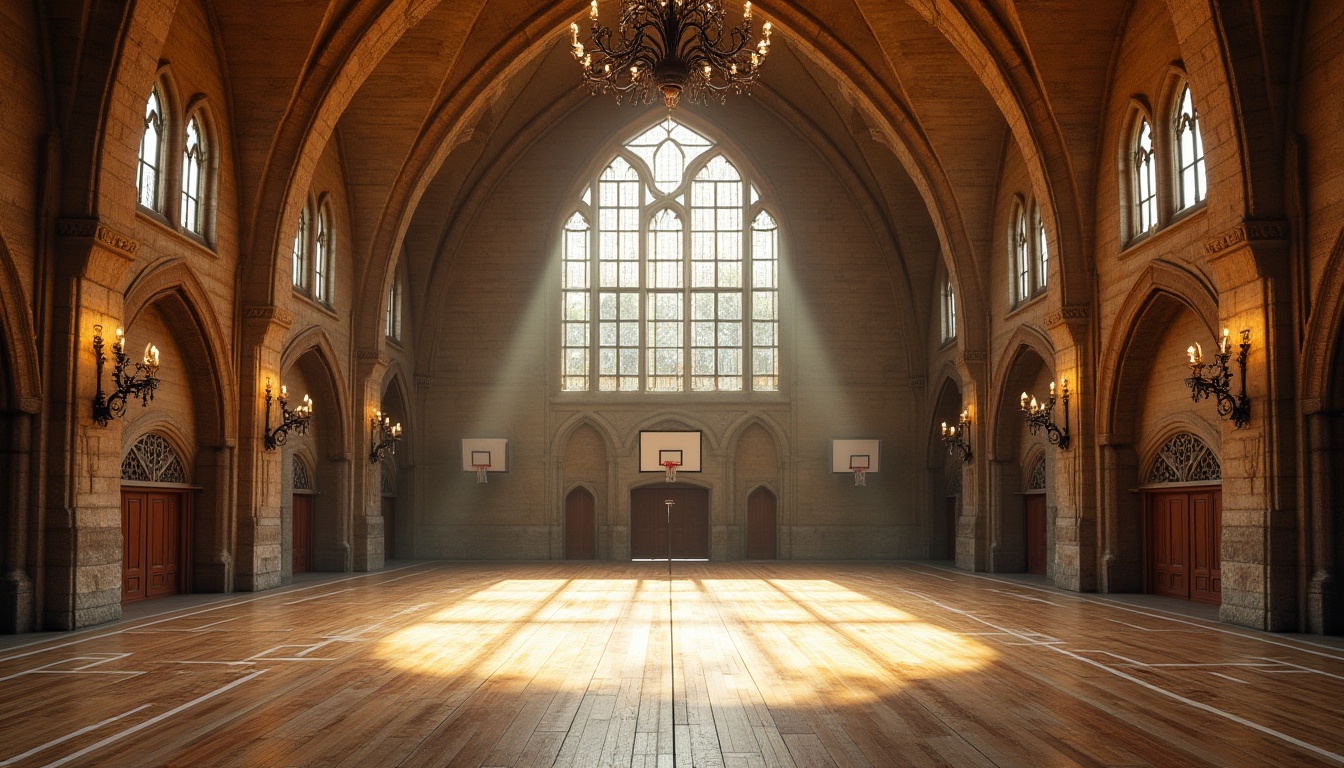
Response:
[851, 467, 867, 486]
[849, 454, 871, 487]
[662, 460, 681, 483]
[474, 464, 490, 484]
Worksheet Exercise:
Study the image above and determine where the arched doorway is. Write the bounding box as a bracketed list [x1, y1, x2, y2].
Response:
[1142, 433, 1221, 604]
[292, 457, 315, 574]
[120, 433, 191, 603]
[746, 487, 776, 560]
[1024, 455, 1048, 576]
[630, 487, 709, 560]
[565, 487, 596, 559]
[381, 463, 397, 561]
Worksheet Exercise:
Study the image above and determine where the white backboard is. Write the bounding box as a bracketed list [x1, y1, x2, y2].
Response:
[831, 439, 880, 473]
[639, 431, 702, 473]
[462, 438, 509, 472]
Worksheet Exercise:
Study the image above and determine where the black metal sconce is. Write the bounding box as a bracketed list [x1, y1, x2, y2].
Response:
[263, 378, 313, 450]
[92, 324, 161, 426]
[368, 411, 402, 464]
[1021, 378, 1070, 449]
[1185, 328, 1251, 428]
[940, 410, 973, 462]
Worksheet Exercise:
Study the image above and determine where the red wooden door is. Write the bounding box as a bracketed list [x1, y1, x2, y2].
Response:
[122, 490, 184, 603]
[1025, 494, 1047, 575]
[566, 488, 597, 560]
[1189, 489, 1222, 604]
[630, 487, 709, 560]
[1148, 491, 1190, 598]
[146, 492, 181, 598]
[122, 491, 147, 603]
[293, 494, 313, 574]
[746, 488, 776, 560]
[382, 497, 396, 560]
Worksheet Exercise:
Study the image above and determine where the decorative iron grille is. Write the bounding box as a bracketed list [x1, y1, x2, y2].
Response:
[1145, 432, 1221, 484]
[1026, 455, 1047, 491]
[292, 457, 313, 491]
[121, 433, 187, 484]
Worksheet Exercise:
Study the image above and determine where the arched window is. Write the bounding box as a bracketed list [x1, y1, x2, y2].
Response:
[1011, 202, 1029, 305]
[1132, 118, 1157, 235]
[941, 275, 956, 343]
[137, 87, 164, 212]
[1174, 84, 1207, 211]
[314, 204, 333, 305]
[181, 115, 206, 234]
[562, 118, 779, 392]
[292, 206, 310, 291]
[1034, 204, 1049, 289]
[386, 267, 404, 342]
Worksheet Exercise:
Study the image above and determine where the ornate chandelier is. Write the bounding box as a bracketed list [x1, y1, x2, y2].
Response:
[569, 0, 773, 109]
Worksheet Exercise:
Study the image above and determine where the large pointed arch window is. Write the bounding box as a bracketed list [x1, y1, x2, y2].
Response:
[181, 115, 206, 234]
[1133, 118, 1157, 236]
[137, 87, 164, 212]
[1174, 84, 1207, 211]
[561, 118, 780, 393]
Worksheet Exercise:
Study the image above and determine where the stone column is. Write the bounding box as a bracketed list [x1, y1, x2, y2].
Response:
[1045, 305, 1097, 592]
[351, 349, 389, 572]
[1, 411, 36, 633]
[233, 306, 292, 592]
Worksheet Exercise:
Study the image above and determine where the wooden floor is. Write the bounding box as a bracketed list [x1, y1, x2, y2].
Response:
[2, 562, 1343, 767]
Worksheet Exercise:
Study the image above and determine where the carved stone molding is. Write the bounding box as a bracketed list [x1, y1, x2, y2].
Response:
[415, 376, 432, 389]
[1045, 305, 1090, 330]
[242, 304, 294, 328]
[907, 377, 926, 389]
[959, 351, 986, 363]
[1203, 220, 1289, 256]
[356, 348, 383, 360]
[56, 218, 139, 259]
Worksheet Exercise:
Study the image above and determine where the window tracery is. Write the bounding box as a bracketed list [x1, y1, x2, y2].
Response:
[1145, 433, 1221, 485]
[121, 433, 188, 484]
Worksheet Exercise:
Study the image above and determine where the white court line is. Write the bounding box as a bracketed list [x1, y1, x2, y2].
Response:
[910, 563, 1344, 662]
[37, 669, 267, 768]
[896, 586, 1344, 765]
[1260, 657, 1344, 683]
[0, 562, 436, 663]
[1209, 672, 1248, 684]
[0, 705, 153, 766]
[284, 588, 356, 605]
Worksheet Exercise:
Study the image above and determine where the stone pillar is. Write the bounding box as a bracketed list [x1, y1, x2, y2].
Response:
[1203, 220, 1298, 631]
[955, 353, 989, 571]
[1305, 410, 1342, 634]
[351, 350, 389, 572]
[42, 220, 140, 629]
[234, 306, 292, 592]
[1045, 305, 1097, 592]
[1098, 440, 1142, 593]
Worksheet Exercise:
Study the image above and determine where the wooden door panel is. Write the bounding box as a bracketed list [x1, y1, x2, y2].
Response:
[1025, 494, 1047, 575]
[746, 488, 776, 560]
[293, 494, 313, 574]
[1190, 490, 1222, 604]
[1149, 492, 1190, 599]
[146, 493, 180, 598]
[566, 488, 597, 560]
[122, 492, 146, 603]
[631, 488, 709, 560]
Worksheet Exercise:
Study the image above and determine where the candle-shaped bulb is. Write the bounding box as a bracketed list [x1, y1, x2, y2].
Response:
[393, 423, 401, 437]
[1062, 378, 1068, 395]
[763, 20, 772, 34]
[590, 0, 598, 19]
[114, 327, 124, 351]
[280, 385, 288, 400]
[1030, 396, 1039, 411]
[1020, 391, 1029, 410]
[1049, 381, 1055, 397]
[744, 1, 752, 19]
[941, 421, 948, 435]
[1221, 327, 1229, 354]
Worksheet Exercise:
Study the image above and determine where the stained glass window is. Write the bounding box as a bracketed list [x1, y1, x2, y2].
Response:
[181, 116, 205, 234]
[1175, 84, 1207, 211]
[1133, 118, 1157, 235]
[137, 88, 163, 211]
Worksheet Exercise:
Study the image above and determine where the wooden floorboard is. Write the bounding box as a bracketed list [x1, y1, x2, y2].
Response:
[1, 561, 1343, 767]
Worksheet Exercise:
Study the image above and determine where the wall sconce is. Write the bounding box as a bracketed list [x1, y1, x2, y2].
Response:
[940, 410, 973, 462]
[368, 411, 403, 464]
[1021, 378, 1070, 449]
[1185, 328, 1250, 427]
[263, 378, 313, 450]
[92, 324, 161, 426]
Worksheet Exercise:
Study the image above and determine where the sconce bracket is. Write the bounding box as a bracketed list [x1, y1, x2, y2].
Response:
[1185, 333, 1251, 428]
